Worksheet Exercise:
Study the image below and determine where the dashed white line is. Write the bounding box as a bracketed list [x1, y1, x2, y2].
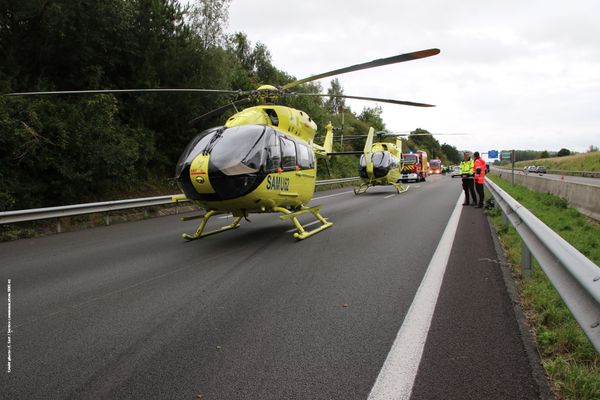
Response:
[367, 193, 464, 400]
[384, 194, 395, 199]
[285, 219, 328, 233]
[313, 190, 353, 200]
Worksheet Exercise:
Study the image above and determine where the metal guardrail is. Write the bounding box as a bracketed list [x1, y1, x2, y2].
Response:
[494, 166, 600, 178]
[485, 176, 600, 352]
[0, 195, 189, 228]
[0, 177, 361, 226]
[546, 169, 600, 178]
[315, 177, 360, 186]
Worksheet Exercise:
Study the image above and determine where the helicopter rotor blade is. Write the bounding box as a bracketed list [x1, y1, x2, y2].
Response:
[291, 92, 434, 107]
[189, 98, 252, 125]
[3, 88, 242, 97]
[281, 48, 440, 90]
[334, 132, 470, 140]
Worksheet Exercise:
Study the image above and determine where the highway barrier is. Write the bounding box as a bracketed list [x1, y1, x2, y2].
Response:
[0, 177, 361, 226]
[486, 176, 600, 353]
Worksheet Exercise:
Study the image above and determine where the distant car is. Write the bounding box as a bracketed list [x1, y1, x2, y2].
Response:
[535, 166, 547, 174]
[450, 166, 462, 178]
[523, 166, 537, 173]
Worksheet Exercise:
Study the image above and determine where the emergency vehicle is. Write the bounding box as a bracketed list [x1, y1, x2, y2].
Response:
[401, 150, 428, 182]
[430, 158, 442, 174]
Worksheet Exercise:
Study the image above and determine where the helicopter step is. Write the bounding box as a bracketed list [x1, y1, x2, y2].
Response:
[273, 206, 333, 240]
[181, 210, 243, 240]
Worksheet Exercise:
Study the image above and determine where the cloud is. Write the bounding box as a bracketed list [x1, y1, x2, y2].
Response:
[227, 0, 600, 152]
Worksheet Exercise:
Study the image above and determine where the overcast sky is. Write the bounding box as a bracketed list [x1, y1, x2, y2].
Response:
[227, 0, 599, 154]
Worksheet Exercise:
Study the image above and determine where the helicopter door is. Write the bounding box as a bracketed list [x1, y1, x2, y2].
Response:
[294, 141, 316, 199]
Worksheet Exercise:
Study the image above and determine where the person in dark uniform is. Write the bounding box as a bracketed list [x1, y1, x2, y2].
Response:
[459, 151, 476, 206]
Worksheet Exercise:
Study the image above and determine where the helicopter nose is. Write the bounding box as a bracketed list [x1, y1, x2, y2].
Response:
[188, 154, 216, 194]
[176, 154, 216, 200]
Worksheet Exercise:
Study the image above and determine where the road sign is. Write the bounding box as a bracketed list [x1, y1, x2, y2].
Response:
[500, 150, 512, 161]
[488, 150, 499, 159]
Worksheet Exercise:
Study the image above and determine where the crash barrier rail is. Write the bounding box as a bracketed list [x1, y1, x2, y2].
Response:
[494, 166, 600, 178]
[0, 177, 361, 227]
[545, 170, 600, 178]
[485, 176, 600, 353]
[314, 177, 361, 186]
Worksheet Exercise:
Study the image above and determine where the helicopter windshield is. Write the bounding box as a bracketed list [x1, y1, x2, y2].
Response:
[210, 125, 267, 176]
[175, 126, 221, 177]
[372, 152, 391, 168]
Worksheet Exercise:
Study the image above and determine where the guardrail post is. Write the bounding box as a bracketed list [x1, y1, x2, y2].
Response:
[521, 238, 532, 277]
[105, 213, 111, 226]
[56, 219, 62, 233]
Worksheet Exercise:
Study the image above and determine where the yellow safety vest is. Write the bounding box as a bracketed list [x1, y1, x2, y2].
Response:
[459, 159, 474, 175]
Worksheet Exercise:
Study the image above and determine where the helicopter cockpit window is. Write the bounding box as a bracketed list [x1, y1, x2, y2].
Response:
[296, 143, 314, 169]
[280, 137, 297, 171]
[372, 152, 391, 168]
[265, 130, 281, 172]
[175, 126, 222, 177]
[210, 125, 266, 176]
[359, 154, 367, 167]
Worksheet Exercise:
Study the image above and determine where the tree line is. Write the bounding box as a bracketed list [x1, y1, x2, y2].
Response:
[0, 0, 460, 210]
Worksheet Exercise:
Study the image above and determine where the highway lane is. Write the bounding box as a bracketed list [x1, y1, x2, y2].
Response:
[492, 166, 600, 187]
[1, 175, 542, 399]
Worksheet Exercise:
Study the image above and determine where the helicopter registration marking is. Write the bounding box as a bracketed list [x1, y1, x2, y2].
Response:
[266, 175, 289, 191]
[190, 170, 206, 175]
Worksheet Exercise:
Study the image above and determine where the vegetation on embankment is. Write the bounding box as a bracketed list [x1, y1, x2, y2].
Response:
[514, 151, 600, 172]
[486, 174, 600, 399]
[1, 0, 460, 212]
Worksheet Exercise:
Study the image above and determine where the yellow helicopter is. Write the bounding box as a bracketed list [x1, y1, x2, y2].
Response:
[352, 128, 408, 194]
[6, 48, 440, 240]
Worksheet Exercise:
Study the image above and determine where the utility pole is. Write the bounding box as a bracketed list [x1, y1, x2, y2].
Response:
[511, 149, 515, 185]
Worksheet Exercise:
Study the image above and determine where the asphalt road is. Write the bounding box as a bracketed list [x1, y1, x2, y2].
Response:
[1, 175, 546, 399]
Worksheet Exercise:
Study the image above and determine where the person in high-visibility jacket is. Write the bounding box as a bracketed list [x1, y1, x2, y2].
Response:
[459, 151, 476, 206]
[473, 151, 486, 208]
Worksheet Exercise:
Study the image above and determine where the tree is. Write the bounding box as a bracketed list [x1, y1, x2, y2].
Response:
[540, 150, 549, 158]
[188, 0, 231, 49]
[325, 78, 345, 115]
[557, 148, 571, 157]
[441, 143, 461, 164]
[358, 106, 385, 131]
[588, 145, 599, 153]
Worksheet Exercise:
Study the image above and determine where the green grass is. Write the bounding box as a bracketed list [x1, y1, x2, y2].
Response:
[514, 151, 600, 172]
[486, 175, 600, 399]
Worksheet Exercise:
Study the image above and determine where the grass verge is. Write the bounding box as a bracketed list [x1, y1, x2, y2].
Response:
[486, 174, 600, 399]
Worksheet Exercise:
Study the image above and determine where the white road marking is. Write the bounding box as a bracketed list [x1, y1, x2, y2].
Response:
[218, 214, 232, 219]
[384, 194, 395, 199]
[367, 193, 464, 400]
[285, 219, 328, 233]
[313, 190, 353, 200]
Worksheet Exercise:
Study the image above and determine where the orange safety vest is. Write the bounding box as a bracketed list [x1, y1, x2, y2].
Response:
[474, 157, 486, 184]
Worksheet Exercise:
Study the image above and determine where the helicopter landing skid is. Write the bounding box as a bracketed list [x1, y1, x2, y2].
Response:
[273, 206, 333, 240]
[353, 183, 372, 194]
[181, 210, 243, 240]
[393, 182, 410, 194]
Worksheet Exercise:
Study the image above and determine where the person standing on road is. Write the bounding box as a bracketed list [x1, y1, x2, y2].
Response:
[459, 151, 476, 206]
[473, 151, 486, 208]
